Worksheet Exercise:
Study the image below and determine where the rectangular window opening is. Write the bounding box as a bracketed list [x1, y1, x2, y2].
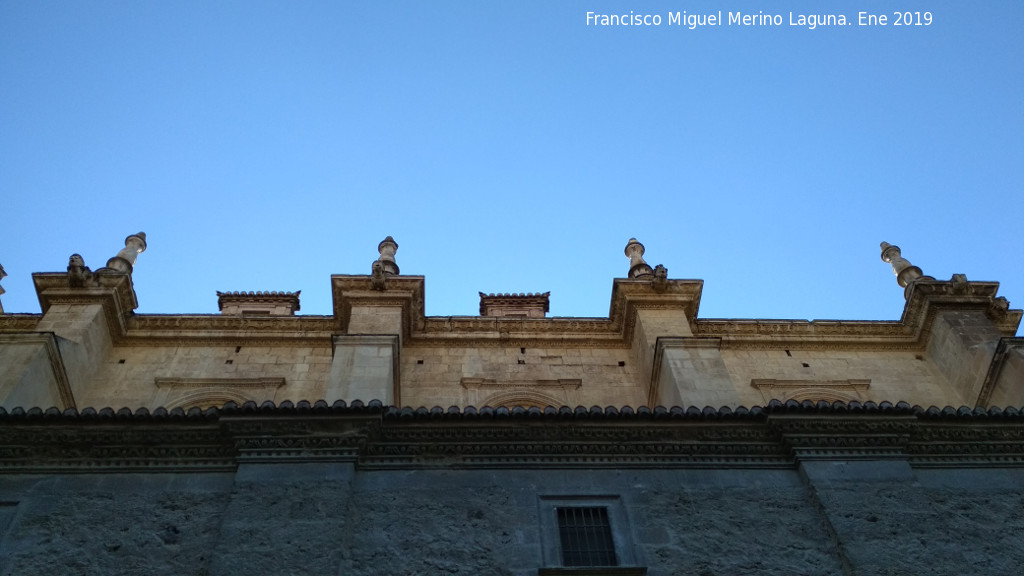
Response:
[556, 506, 617, 567]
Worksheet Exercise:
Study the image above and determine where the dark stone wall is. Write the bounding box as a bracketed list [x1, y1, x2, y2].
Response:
[209, 463, 355, 576]
[2, 466, 1024, 575]
[0, 474, 233, 576]
[340, 481, 527, 576]
[632, 476, 843, 575]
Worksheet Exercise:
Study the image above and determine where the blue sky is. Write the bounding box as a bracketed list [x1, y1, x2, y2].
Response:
[1, 1, 1021, 335]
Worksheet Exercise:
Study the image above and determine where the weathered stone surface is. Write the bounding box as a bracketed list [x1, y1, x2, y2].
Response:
[339, 482, 529, 576]
[631, 481, 843, 576]
[1, 465, 1023, 575]
[0, 475, 231, 576]
[210, 483, 351, 575]
[807, 482, 1024, 575]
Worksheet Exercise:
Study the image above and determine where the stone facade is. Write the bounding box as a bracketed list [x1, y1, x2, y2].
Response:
[1, 235, 1023, 575]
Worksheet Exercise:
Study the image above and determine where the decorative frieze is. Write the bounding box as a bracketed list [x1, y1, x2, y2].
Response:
[1, 402, 1022, 472]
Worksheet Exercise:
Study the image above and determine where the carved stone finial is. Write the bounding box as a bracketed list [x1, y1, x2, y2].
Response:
[950, 273, 970, 295]
[67, 254, 93, 288]
[624, 238, 653, 279]
[880, 241, 931, 299]
[371, 260, 387, 291]
[0, 263, 6, 313]
[652, 264, 669, 293]
[105, 232, 147, 274]
[376, 236, 399, 276]
[991, 296, 1010, 314]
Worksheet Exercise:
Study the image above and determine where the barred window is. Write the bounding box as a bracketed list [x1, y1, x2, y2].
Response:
[556, 506, 617, 567]
[538, 495, 643, 574]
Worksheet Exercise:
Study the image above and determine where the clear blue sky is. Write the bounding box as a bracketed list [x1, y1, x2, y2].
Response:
[1, 1, 1021, 335]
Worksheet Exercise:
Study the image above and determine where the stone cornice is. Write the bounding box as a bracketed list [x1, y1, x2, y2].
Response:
[695, 319, 916, 349]
[895, 280, 1024, 359]
[222, 414, 376, 464]
[0, 314, 41, 332]
[610, 279, 702, 344]
[119, 314, 337, 346]
[901, 279, 1021, 339]
[32, 272, 137, 339]
[331, 274, 425, 339]
[0, 419, 234, 472]
[1, 401, 1023, 473]
[695, 279, 1021, 350]
[8, 275, 1017, 351]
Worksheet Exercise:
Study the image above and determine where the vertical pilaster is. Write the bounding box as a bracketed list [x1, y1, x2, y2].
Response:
[35, 304, 112, 402]
[925, 309, 1003, 404]
[650, 337, 734, 408]
[210, 462, 356, 576]
[328, 334, 400, 405]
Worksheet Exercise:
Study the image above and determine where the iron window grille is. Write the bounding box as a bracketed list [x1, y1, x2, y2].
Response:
[556, 506, 618, 567]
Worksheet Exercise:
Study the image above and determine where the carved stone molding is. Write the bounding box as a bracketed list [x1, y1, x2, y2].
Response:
[460, 378, 582, 390]
[460, 379, 583, 410]
[752, 379, 871, 404]
[155, 377, 286, 410]
[1, 404, 1023, 472]
[0, 425, 234, 472]
[0, 315, 41, 332]
[610, 279, 703, 346]
[124, 314, 337, 346]
[769, 415, 917, 461]
[420, 317, 619, 336]
[331, 275, 426, 338]
[13, 275, 1016, 355]
[32, 273, 137, 339]
[902, 279, 1022, 341]
[696, 320, 916, 350]
[909, 421, 1024, 467]
[359, 421, 791, 469]
[222, 417, 373, 463]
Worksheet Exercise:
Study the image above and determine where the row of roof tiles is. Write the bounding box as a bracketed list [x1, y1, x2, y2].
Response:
[0, 399, 1022, 421]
